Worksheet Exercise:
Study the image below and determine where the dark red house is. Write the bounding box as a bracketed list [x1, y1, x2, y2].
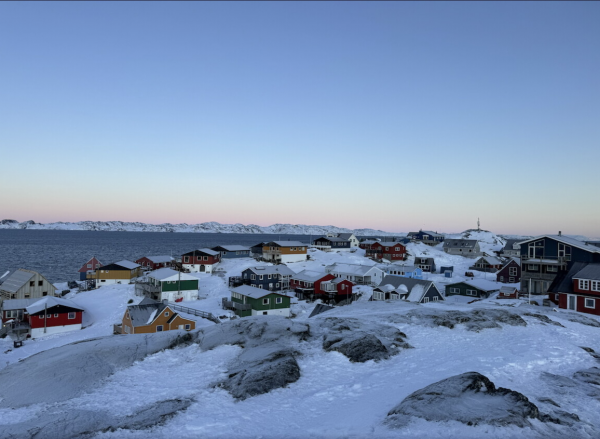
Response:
[22, 297, 84, 338]
[548, 262, 600, 316]
[181, 248, 221, 273]
[367, 242, 407, 261]
[496, 258, 521, 283]
[135, 255, 174, 271]
[78, 257, 102, 281]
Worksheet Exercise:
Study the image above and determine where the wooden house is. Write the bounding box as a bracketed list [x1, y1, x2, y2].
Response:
[25, 297, 84, 338]
[134, 255, 174, 271]
[408, 230, 445, 246]
[121, 299, 196, 334]
[443, 239, 481, 257]
[1, 298, 38, 324]
[383, 265, 423, 279]
[240, 266, 295, 291]
[497, 286, 519, 299]
[290, 270, 331, 299]
[325, 263, 384, 286]
[496, 258, 521, 283]
[359, 239, 380, 250]
[181, 248, 221, 273]
[500, 239, 521, 258]
[250, 242, 267, 258]
[372, 276, 444, 303]
[470, 256, 504, 273]
[318, 278, 354, 304]
[367, 242, 407, 261]
[335, 233, 359, 247]
[89, 260, 142, 286]
[211, 245, 251, 259]
[77, 257, 102, 281]
[224, 285, 292, 317]
[135, 268, 199, 302]
[262, 241, 308, 263]
[547, 262, 600, 315]
[446, 279, 500, 299]
[414, 257, 436, 273]
[517, 233, 600, 295]
[0, 269, 56, 302]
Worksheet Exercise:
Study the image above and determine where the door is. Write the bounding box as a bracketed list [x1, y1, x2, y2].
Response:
[200, 265, 205, 272]
[568, 295, 577, 311]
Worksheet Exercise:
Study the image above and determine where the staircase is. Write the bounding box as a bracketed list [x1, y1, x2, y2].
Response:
[168, 303, 220, 324]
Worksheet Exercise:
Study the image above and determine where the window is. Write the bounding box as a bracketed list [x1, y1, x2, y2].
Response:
[184, 257, 189, 263]
[259, 285, 263, 289]
[546, 265, 558, 272]
[466, 289, 478, 296]
[585, 298, 595, 309]
[276, 283, 280, 288]
[528, 265, 539, 271]
[30, 281, 35, 287]
[592, 281, 600, 292]
[509, 277, 515, 282]
[165, 312, 169, 317]
[422, 297, 429, 303]
[263, 298, 270, 305]
[276, 297, 283, 304]
[125, 325, 131, 333]
[46, 314, 51, 318]
[579, 280, 590, 290]
[203, 256, 208, 261]
[509, 267, 517, 276]
[87, 264, 92, 268]
[259, 275, 264, 280]
[54, 313, 58, 318]
[450, 288, 460, 294]
[156, 325, 163, 332]
[268, 274, 272, 279]
[263, 311, 268, 315]
[500, 276, 504, 282]
[185, 324, 191, 330]
[432, 296, 439, 302]
[40, 315, 44, 319]
[251, 274, 256, 280]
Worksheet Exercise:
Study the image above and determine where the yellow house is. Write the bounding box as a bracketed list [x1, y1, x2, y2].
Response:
[89, 260, 142, 287]
[262, 241, 308, 264]
[121, 298, 196, 334]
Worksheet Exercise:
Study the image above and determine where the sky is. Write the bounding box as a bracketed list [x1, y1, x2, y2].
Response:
[0, 2, 598, 237]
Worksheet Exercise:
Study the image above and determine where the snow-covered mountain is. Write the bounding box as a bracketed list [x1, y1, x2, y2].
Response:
[0, 219, 403, 236]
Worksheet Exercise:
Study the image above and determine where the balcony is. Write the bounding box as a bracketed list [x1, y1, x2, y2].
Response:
[134, 282, 161, 298]
[222, 298, 252, 311]
[320, 282, 337, 293]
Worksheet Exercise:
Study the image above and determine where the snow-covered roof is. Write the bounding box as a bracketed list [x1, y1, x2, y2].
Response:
[265, 241, 307, 248]
[126, 300, 168, 327]
[0, 269, 35, 294]
[292, 269, 328, 282]
[385, 265, 417, 273]
[502, 239, 521, 250]
[142, 255, 174, 263]
[114, 260, 141, 270]
[499, 286, 518, 294]
[461, 279, 500, 292]
[516, 235, 600, 254]
[232, 285, 291, 299]
[337, 233, 355, 240]
[212, 245, 250, 252]
[197, 248, 220, 256]
[407, 284, 426, 302]
[444, 239, 478, 249]
[326, 263, 381, 276]
[478, 256, 503, 265]
[377, 242, 405, 247]
[1, 298, 39, 311]
[314, 237, 348, 243]
[245, 266, 295, 276]
[26, 297, 84, 315]
[148, 268, 197, 282]
[573, 264, 600, 281]
[78, 257, 102, 273]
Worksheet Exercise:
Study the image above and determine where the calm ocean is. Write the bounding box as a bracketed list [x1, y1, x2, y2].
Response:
[0, 230, 317, 284]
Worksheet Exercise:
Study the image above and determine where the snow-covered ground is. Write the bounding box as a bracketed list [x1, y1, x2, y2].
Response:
[2, 230, 600, 438]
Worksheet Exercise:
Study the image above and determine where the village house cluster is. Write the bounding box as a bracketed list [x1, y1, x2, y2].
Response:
[2, 229, 600, 347]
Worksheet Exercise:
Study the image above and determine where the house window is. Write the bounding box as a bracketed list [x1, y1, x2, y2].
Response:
[203, 256, 208, 261]
[546, 265, 558, 272]
[259, 275, 264, 280]
[466, 289, 478, 296]
[276, 297, 283, 304]
[263, 298, 270, 305]
[40, 315, 44, 319]
[579, 280, 590, 290]
[87, 264, 92, 268]
[591, 281, 600, 292]
[259, 285, 263, 289]
[268, 274, 272, 279]
[432, 296, 439, 302]
[263, 311, 268, 315]
[185, 324, 191, 330]
[450, 288, 460, 294]
[165, 312, 169, 317]
[585, 298, 595, 309]
[509, 267, 517, 276]
[125, 325, 131, 333]
[509, 277, 515, 282]
[422, 297, 429, 303]
[30, 281, 35, 287]
[251, 274, 256, 280]
[500, 276, 504, 282]
[156, 325, 163, 332]
[184, 257, 189, 263]
[528, 265, 538, 271]
[276, 283, 280, 288]
[54, 313, 58, 317]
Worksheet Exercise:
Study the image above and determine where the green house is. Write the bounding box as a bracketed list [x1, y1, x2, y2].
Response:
[224, 285, 292, 317]
[135, 268, 199, 302]
[445, 279, 500, 299]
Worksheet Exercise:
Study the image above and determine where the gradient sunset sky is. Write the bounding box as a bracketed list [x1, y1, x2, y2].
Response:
[1, 2, 598, 236]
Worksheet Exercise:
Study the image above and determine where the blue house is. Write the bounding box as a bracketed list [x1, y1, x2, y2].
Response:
[408, 230, 445, 245]
[250, 242, 266, 258]
[384, 265, 423, 279]
[212, 245, 251, 259]
[440, 266, 454, 278]
[312, 236, 352, 251]
[241, 266, 296, 291]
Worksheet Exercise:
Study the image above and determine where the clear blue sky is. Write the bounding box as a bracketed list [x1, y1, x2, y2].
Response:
[1, 2, 598, 236]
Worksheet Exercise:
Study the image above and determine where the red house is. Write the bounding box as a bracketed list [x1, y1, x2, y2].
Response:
[24, 297, 84, 338]
[367, 242, 407, 262]
[290, 270, 353, 303]
[181, 248, 221, 273]
[496, 258, 521, 283]
[135, 255, 174, 271]
[548, 262, 600, 316]
[78, 257, 102, 281]
[318, 278, 354, 303]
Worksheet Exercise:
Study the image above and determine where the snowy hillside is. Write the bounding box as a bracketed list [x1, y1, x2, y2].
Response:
[0, 219, 402, 237]
[2, 247, 600, 438]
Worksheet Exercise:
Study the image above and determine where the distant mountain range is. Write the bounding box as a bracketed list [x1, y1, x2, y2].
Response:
[0, 219, 404, 237]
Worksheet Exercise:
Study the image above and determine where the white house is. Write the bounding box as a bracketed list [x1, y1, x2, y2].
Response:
[324, 263, 384, 286]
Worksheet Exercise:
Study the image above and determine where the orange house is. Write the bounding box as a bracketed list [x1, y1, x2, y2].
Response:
[121, 298, 196, 334]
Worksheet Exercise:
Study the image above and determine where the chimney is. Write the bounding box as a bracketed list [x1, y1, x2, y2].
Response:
[558, 231, 562, 236]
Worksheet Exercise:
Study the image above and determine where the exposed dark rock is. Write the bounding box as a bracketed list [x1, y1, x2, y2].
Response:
[323, 333, 390, 363]
[581, 346, 600, 361]
[523, 313, 565, 327]
[217, 348, 301, 400]
[537, 397, 561, 407]
[573, 367, 600, 386]
[559, 314, 600, 328]
[390, 309, 527, 332]
[385, 372, 561, 428]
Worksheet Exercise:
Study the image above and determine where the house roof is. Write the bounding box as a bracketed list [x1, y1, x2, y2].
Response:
[26, 297, 84, 315]
[443, 239, 478, 249]
[337, 233, 354, 240]
[376, 275, 438, 303]
[232, 285, 291, 299]
[499, 258, 521, 271]
[140, 255, 174, 264]
[264, 241, 307, 248]
[478, 256, 503, 265]
[573, 263, 600, 281]
[0, 269, 36, 294]
[376, 242, 406, 247]
[111, 260, 141, 270]
[325, 263, 381, 276]
[410, 230, 444, 238]
[1, 298, 39, 311]
[78, 257, 102, 273]
[415, 257, 435, 265]
[212, 245, 250, 252]
[548, 262, 588, 294]
[292, 269, 328, 282]
[459, 279, 501, 292]
[126, 300, 169, 328]
[499, 286, 518, 294]
[182, 248, 220, 257]
[245, 266, 296, 276]
[385, 265, 417, 273]
[516, 235, 600, 254]
[502, 239, 522, 250]
[148, 268, 198, 282]
[313, 237, 348, 243]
